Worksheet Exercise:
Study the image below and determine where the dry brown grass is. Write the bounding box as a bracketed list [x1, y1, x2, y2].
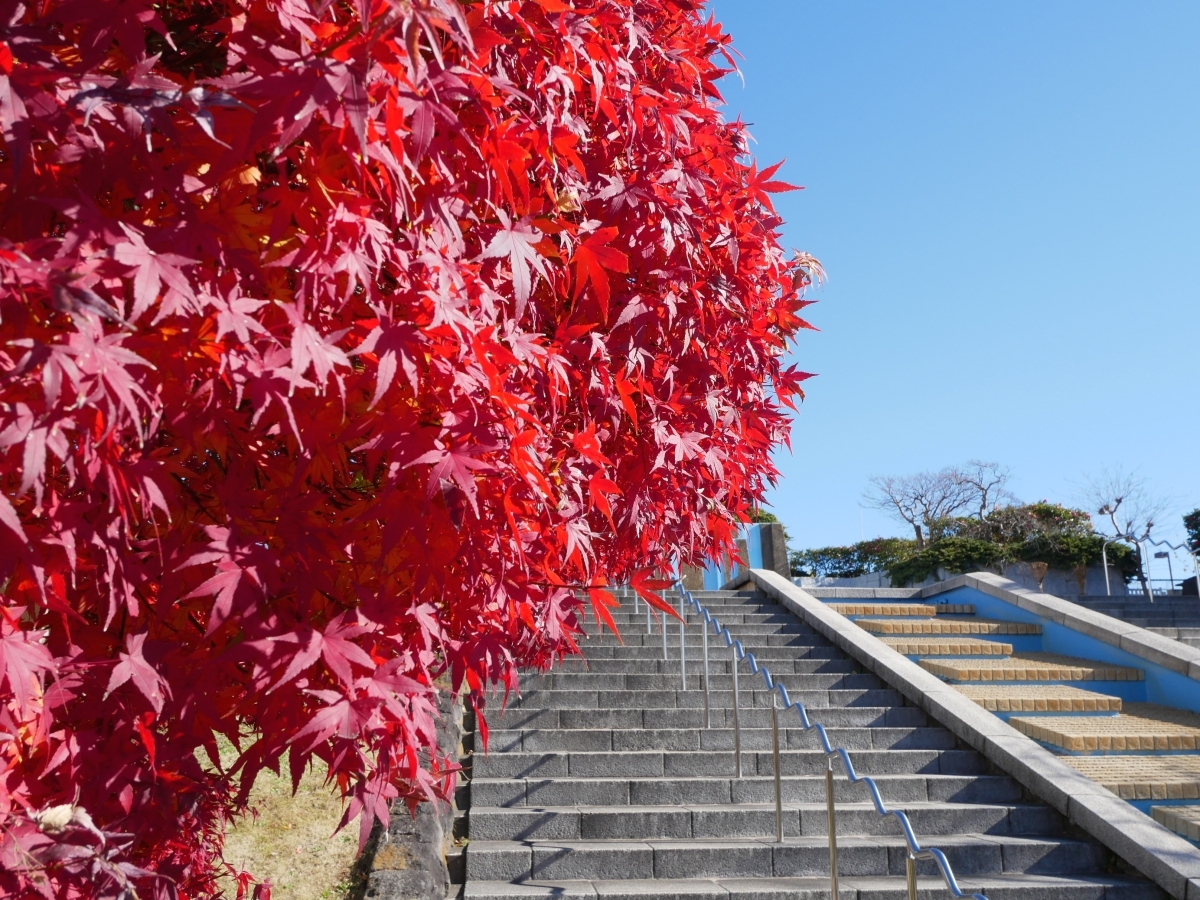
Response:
[216, 750, 362, 900]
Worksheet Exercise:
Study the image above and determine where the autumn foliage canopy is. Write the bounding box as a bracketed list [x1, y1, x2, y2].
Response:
[0, 0, 817, 894]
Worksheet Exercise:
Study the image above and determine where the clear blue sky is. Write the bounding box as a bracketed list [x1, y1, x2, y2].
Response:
[711, 1, 1200, 577]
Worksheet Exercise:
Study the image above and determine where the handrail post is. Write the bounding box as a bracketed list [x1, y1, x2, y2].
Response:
[906, 853, 917, 900]
[825, 758, 839, 899]
[701, 619, 711, 729]
[678, 590, 687, 690]
[731, 645, 742, 778]
[646, 598, 651, 634]
[771, 695, 783, 843]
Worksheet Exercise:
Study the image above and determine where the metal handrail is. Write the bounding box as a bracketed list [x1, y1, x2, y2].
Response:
[672, 582, 988, 900]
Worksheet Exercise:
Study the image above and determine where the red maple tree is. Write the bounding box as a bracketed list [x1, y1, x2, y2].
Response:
[0, 0, 818, 895]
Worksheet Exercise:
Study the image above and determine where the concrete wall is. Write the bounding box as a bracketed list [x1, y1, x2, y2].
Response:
[800, 563, 1126, 596]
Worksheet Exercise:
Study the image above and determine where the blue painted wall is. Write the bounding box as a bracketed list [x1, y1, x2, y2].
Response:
[702, 524, 769, 590]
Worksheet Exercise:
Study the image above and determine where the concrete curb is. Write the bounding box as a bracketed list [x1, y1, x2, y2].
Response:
[735, 568, 1200, 900]
[920, 572, 1200, 682]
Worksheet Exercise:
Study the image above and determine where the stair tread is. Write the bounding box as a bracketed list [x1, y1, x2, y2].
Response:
[463, 873, 1158, 898]
[918, 652, 1144, 682]
[1150, 804, 1200, 841]
[954, 684, 1122, 713]
[1010, 703, 1200, 752]
[878, 636, 1012, 655]
[858, 618, 1042, 636]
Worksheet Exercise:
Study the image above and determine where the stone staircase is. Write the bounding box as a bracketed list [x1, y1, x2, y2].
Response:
[829, 595, 1200, 859]
[456, 588, 1163, 899]
[1073, 596, 1200, 649]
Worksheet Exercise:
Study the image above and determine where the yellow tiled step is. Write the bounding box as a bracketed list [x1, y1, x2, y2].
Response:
[827, 603, 975, 617]
[880, 636, 1013, 656]
[1065, 756, 1200, 800]
[858, 618, 1041, 636]
[918, 652, 1145, 683]
[954, 684, 1122, 713]
[1152, 805, 1200, 841]
[1010, 704, 1200, 753]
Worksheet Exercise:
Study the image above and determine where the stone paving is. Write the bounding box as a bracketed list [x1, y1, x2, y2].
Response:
[917, 653, 1145, 683]
[1065, 756, 1200, 800]
[1152, 805, 1200, 841]
[1009, 705, 1200, 753]
[857, 618, 1040, 636]
[825, 603, 973, 617]
[954, 684, 1123, 713]
[877, 637, 1012, 656]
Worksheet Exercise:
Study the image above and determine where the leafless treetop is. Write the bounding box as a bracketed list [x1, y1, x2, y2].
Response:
[1079, 466, 1168, 542]
[863, 461, 1015, 547]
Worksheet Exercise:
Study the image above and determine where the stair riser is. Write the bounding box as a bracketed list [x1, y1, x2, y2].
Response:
[589, 622, 811, 635]
[572, 646, 840, 660]
[462, 879, 1159, 900]
[519, 674, 878, 691]
[467, 805, 1059, 842]
[485, 706, 928, 731]
[505, 689, 903, 710]
[466, 834, 1095, 882]
[582, 635, 821, 647]
[551, 659, 858, 675]
[469, 775, 1023, 808]
[471, 749, 989, 779]
[592, 617, 798, 628]
[482, 726, 956, 753]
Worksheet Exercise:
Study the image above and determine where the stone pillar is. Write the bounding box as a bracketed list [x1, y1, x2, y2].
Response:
[680, 565, 705, 591]
[757, 523, 791, 579]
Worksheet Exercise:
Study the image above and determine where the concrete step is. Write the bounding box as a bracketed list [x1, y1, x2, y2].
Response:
[599, 612, 795, 625]
[470, 748, 989, 780]
[466, 832, 1103, 880]
[826, 603, 975, 617]
[954, 685, 1123, 714]
[503, 688, 905, 710]
[591, 622, 814, 636]
[582, 633, 820, 647]
[548, 657, 859, 675]
[1066, 755, 1200, 801]
[469, 774, 1023, 808]
[918, 653, 1144, 684]
[482, 725, 957, 754]
[856, 618, 1042, 636]
[518, 673, 879, 692]
[878, 636, 1013, 656]
[1151, 805, 1200, 842]
[1010, 703, 1200, 754]
[461, 873, 1163, 900]
[572, 645, 839, 660]
[465, 801, 1061, 842]
[486, 705, 929, 732]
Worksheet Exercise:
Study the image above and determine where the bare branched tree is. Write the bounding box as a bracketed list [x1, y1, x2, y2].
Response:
[863, 468, 975, 548]
[953, 460, 1015, 520]
[1080, 467, 1169, 596]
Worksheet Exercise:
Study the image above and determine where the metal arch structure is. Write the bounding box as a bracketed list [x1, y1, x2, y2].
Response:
[675, 581, 989, 900]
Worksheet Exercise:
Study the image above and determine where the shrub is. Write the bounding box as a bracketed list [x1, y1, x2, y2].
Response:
[790, 538, 915, 578]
